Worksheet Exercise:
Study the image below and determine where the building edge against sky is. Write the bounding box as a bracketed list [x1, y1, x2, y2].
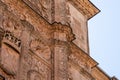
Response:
[0, 0, 119, 80]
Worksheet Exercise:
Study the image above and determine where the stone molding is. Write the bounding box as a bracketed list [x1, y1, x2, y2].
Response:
[69, 43, 98, 72]
[23, 0, 54, 23]
[68, 0, 100, 19]
[68, 62, 95, 80]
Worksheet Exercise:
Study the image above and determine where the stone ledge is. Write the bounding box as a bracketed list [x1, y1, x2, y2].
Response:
[68, 0, 100, 19]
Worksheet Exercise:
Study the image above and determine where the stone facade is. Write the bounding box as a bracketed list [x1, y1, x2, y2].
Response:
[0, 0, 118, 80]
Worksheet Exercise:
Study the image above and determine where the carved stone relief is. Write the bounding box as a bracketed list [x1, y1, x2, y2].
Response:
[2, 16, 23, 38]
[23, 0, 53, 23]
[27, 70, 42, 80]
[29, 39, 51, 63]
[0, 30, 21, 79]
[20, 52, 51, 80]
[3, 31, 21, 50]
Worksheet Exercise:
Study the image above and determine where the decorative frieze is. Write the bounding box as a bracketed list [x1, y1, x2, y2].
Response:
[3, 31, 21, 53]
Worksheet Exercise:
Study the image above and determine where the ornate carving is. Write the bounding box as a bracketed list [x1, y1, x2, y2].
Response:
[21, 52, 51, 80]
[3, 31, 21, 53]
[0, 31, 21, 76]
[52, 23, 75, 41]
[27, 70, 41, 80]
[2, 15, 23, 38]
[29, 39, 51, 63]
[23, 0, 53, 23]
[4, 31, 21, 47]
[69, 54, 87, 70]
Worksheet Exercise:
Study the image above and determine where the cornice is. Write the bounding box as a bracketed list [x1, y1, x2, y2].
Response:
[69, 42, 98, 72]
[68, 0, 100, 19]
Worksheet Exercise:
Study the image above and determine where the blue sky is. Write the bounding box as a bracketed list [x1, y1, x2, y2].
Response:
[88, 0, 120, 79]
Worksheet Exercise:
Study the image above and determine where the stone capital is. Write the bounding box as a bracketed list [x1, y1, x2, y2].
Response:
[52, 23, 75, 42]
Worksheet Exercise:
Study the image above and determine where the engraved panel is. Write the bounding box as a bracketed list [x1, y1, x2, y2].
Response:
[23, 0, 53, 23]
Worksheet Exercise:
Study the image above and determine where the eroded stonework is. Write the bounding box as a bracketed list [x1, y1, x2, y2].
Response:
[0, 0, 118, 80]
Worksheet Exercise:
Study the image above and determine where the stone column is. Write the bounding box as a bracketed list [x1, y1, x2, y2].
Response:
[54, 40, 69, 80]
[52, 23, 74, 80]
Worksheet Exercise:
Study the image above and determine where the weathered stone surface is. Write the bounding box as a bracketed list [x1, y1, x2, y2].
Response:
[23, 0, 54, 23]
[0, 0, 117, 80]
